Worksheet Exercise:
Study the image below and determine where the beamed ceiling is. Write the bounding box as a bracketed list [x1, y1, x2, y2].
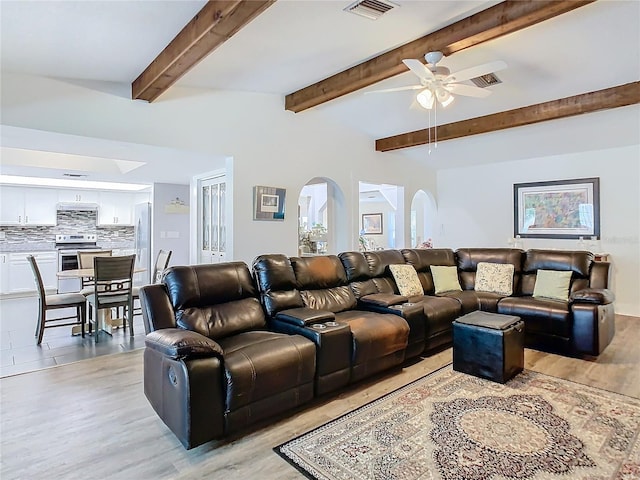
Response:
[132, 0, 639, 152]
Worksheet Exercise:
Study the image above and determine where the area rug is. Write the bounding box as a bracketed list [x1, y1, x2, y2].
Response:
[275, 365, 640, 480]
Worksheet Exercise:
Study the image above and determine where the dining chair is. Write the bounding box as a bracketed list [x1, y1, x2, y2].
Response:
[86, 255, 135, 343]
[131, 249, 172, 317]
[77, 249, 113, 296]
[27, 255, 87, 345]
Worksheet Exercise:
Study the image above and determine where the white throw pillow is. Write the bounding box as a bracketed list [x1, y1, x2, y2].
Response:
[431, 265, 462, 294]
[389, 264, 423, 297]
[474, 262, 515, 296]
[533, 269, 572, 301]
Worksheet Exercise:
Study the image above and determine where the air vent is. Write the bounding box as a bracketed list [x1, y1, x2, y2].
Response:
[344, 0, 398, 20]
[470, 73, 502, 88]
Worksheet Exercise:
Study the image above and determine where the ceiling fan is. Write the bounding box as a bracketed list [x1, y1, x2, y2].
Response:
[369, 51, 507, 109]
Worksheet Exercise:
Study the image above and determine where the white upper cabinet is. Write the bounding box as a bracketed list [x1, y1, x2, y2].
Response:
[57, 189, 99, 204]
[0, 186, 57, 226]
[98, 192, 134, 225]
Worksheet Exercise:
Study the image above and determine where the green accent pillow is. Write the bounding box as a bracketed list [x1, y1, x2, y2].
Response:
[431, 265, 462, 294]
[474, 262, 514, 296]
[533, 269, 572, 301]
[389, 264, 423, 297]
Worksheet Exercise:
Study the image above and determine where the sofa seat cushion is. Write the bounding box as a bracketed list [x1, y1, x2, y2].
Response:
[438, 290, 480, 314]
[420, 296, 461, 335]
[335, 310, 408, 364]
[217, 331, 316, 411]
[498, 296, 571, 337]
[475, 292, 505, 312]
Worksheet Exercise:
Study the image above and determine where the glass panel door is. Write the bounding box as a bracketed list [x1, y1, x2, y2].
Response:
[199, 175, 226, 264]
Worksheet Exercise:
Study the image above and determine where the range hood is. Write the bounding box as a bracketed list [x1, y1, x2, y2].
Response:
[56, 202, 99, 211]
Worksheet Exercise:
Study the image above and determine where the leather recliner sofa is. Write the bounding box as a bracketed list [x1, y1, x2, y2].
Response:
[252, 254, 413, 395]
[139, 262, 316, 449]
[140, 247, 615, 449]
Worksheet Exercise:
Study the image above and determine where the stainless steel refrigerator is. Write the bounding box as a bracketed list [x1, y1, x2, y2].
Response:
[134, 202, 152, 285]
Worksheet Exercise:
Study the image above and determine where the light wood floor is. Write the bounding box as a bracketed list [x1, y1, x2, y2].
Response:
[1, 315, 639, 480]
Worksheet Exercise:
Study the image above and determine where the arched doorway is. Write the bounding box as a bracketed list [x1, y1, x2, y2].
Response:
[410, 189, 436, 248]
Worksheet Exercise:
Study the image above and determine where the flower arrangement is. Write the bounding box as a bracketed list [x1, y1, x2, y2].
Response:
[417, 238, 433, 249]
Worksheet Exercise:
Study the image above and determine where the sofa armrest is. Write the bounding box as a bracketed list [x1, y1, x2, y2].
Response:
[360, 293, 408, 307]
[145, 328, 224, 360]
[139, 284, 176, 333]
[275, 307, 335, 327]
[570, 288, 615, 305]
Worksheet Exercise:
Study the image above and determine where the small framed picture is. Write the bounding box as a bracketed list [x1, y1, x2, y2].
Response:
[362, 213, 383, 234]
[253, 186, 286, 221]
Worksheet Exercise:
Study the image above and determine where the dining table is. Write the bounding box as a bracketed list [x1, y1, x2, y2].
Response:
[57, 267, 146, 336]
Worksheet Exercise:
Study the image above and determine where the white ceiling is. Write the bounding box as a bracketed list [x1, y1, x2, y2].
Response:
[1, 0, 639, 183]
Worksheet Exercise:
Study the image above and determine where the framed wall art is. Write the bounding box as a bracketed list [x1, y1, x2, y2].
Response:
[362, 213, 383, 235]
[253, 185, 286, 221]
[513, 177, 600, 239]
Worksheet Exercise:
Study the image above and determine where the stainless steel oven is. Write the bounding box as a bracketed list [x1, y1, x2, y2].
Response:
[55, 234, 101, 293]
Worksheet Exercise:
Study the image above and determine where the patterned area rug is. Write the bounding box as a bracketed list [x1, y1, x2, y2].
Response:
[275, 366, 640, 480]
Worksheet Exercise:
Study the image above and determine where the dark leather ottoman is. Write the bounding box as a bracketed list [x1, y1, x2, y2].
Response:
[453, 311, 524, 383]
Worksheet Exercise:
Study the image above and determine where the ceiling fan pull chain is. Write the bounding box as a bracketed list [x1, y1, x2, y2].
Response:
[428, 103, 432, 155]
[434, 100, 438, 149]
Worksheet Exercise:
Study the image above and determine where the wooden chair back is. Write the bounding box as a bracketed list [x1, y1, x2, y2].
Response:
[27, 255, 47, 306]
[78, 250, 113, 288]
[92, 255, 135, 310]
[152, 250, 172, 283]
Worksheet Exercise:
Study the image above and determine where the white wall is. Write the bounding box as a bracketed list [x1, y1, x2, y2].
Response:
[436, 145, 640, 316]
[0, 73, 438, 265]
[152, 183, 190, 267]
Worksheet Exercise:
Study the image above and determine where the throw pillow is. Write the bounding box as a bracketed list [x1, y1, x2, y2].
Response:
[474, 262, 515, 296]
[533, 269, 572, 301]
[431, 265, 462, 294]
[389, 264, 423, 297]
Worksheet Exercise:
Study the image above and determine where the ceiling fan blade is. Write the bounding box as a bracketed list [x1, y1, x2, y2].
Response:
[444, 60, 507, 83]
[402, 59, 435, 82]
[365, 85, 424, 94]
[446, 83, 492, 98]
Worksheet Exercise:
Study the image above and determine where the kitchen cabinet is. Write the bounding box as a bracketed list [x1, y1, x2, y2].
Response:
[2, 251, 57, 294]
[0, 187, 58, 226]
[57, 189, 99, 204]
[98, 192, 134, 225]
[0, 254, 8, 294]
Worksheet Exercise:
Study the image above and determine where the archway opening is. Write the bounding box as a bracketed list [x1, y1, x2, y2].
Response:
[410, 189, 436, 248]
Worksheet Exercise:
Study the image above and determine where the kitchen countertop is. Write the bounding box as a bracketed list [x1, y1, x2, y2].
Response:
[0, 242, 134, 253]
[0, 242, 56, 253]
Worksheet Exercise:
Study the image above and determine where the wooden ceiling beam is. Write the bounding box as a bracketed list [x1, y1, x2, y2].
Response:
[285, 0, 594, 113]
[132, 0, 275, 102]
[375, 81, 640, 152]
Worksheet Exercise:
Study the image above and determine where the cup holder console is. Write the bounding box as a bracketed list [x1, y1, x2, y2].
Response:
[311, 321, 340, 329]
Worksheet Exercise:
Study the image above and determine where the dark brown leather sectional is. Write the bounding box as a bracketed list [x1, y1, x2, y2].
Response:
[140, 247, 615, 449]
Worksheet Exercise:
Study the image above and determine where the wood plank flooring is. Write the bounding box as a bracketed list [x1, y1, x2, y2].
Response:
[1, 315, 639, 480]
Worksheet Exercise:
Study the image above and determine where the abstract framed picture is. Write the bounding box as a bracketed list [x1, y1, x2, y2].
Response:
[513, 177, 600, 239]
[253, 186, 286, 221]
[362, 213, 383, 235]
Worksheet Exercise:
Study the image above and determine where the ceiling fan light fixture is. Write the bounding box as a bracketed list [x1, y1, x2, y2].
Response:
[435, 87, 454, 108]
[416, 88, 434, 109]
[441, 92, 455, 108]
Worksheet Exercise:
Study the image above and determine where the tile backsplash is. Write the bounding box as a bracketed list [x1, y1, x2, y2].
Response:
[0, 210, 134, 251]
